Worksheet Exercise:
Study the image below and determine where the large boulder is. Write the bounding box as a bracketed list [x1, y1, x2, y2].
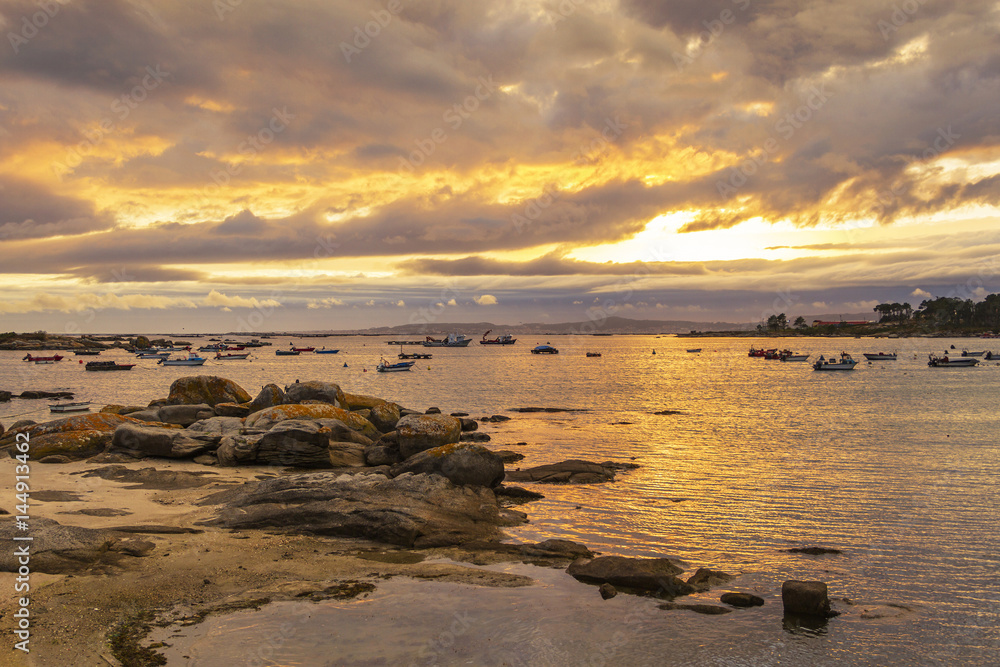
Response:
[567, 556, 695, 597]
[157, 403, 215, 427]
[214, 402, 250, 418]
[687, 567, 735, 591]
[186, 416, 245, 439]
[198, 471, 508, 547]
[23, 430, 112, 461]
[216, 434, 263, 466]
[396, 414, 462, 459]
[166, 376, 252, 407]
[283, 380, 346, 408]
[314, 419, 374, 446]
[248, 383, 284, 413]
[369, 401, 401, 433]
[341, 392, 388, 410]
[256, 420, 334, 468]
[782, 580, 833, 617]
[328, 442, 367, 467]
[111, 423, 213, 459]
[391, 443, 505, 488]
[246, 404, 380, 440]
[504, 460, 616, 484]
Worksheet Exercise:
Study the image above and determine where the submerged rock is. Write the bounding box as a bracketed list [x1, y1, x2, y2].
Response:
[567, 556, 694, 597]
[198, 471, 508, 547]
[658, 602, 732, 615]
[686, 567, 735, 591]
[720, 592, 765, 608]
[504, 460, 617, 484]
[391, 442, 505, 488]
[782, 580, 834, 617]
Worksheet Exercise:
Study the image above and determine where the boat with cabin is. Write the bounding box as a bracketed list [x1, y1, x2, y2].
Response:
[480, 330, 517, 345]
[423, 334, 472, 347]
[813, 353, 858, 371]
[158, 354, 207, 366]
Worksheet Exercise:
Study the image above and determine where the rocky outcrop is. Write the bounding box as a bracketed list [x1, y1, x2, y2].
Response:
[390, 443, 505, 488]
[396, 414, 462, 459]
[283, 380, 346, 408]
[186, 416, 245, 439]
[157, 404, 215, 427]
[110, 423, 213, 459]
[1, 413, 179, 461]
[782, 580, 833, 617]
[248, 384, 284, 413]
[567, 556, 695, 597]
[0, 391, 11, 403]
[0, 517, 154, 574]
[19, 390, 74, 400]
[256, 420, 336, 468]
[214, 402, 251, 418]
[166, 375, 252, 407]
[245, 404, 380, 440]
[504, 460, 617, 484]
[341, 392, 388, 410]
[198, 471, 509, 547]
[368, 401, 401, 433]
[100, 405, 145, 415]
[216, 434, 262, 467]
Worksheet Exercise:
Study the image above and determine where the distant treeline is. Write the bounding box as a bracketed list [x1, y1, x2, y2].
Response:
[878, 294, 1000, 329]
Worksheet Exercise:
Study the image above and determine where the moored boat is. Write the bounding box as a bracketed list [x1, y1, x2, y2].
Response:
[315, 348, 340, 354]
[137, 352, 170, 359]
[86, 361, 136, 371]
[586, 352, 602, 357]
[813, 353, 858, 371]
[399, 352, 432, 359]
[531, 344, 559, 354]
[779, 351, 810, 362]
[928, 354, 978, 367]
[49, 401, 91, 413]
[158, 354, 207, 366]
[73, 349, 102, 356]
[863, 352, 897, 361]
[480, 330, 517, 345]
[961, 350, 985, 357]
[215, 352, 251, 360]
[376, 359, 415, 372]
[748, 347, 767, 357]
[23, 354, 64, 362]
[423, 334, 472, 347]
[276, 349, 300, 356]
[686, 348, 702, 353]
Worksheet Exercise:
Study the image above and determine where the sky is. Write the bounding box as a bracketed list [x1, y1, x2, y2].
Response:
[1, 0, 999, 333]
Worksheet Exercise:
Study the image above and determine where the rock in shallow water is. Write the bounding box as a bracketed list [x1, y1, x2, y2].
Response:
[391, 442, 505, 488]
[396, 414, 462, 459]
[720, 592, 765, 608]
[198, 471, 508, 547]
[504, 460, 617, 484]
[782, 580, 834, 617]
[567, 556, 694, 597]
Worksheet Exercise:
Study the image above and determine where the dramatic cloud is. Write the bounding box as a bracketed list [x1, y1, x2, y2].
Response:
[1, 0, 998, 329]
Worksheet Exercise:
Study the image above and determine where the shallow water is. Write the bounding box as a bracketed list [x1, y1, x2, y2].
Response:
[3, 335, 1000, 664]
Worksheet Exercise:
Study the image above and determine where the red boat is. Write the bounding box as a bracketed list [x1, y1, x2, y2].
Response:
[748, 347, 766, 357]
[763, 349, 782, 360]
[290, 346, 315, 352]
[480, 330, 517, 345]
[23, 354, 64, 362]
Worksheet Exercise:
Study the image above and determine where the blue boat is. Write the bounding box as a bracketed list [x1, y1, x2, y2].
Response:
[377, 359, 416, 372]
[315, 348, 340, 354]
[531, 345, 559, 354]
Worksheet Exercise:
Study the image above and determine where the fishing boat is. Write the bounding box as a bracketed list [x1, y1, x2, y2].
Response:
[276, 349, 300, 356]
[686, 348, 702, 353]
[290, 346, 316, 353]
[34, 359, 56, 364]
[748, 347, 767, 357]
[155, 346, 191, 353]
[199, 344, 225, 352]
[376, 359, 415, 372]
[49, 401, 91, 413]
[399, 351, 432, 360]
[315, 348, 340, 354]
[137, 352, 170, 359]
[961, 350, 985, 357]
[531, 344, 559, 354]
[423, 333, 472, 347]
[863, 352, 897, 361]
[480, 330, 517, 345]
[22, 354, 64, 362]
[158, 353, 207, 366]
[85, 361, 136, 371]
[763, 349, 782, 360]
[813, 353, 858, 371]
[215, 352, 251, 360]
[73, 349, 102, 356]
[779, 351, 811, 362]
[586, 352, 602, 357]
[928, 354, 978, 367]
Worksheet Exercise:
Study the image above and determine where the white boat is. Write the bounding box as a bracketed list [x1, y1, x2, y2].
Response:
[961, 350, 985, 357]
[137, 352, 170, 359]
[863, 352, 897, 361]
[779, 353, 811, 362]
[422, 333, 472, 347]
[49, 401, 91, 413]
[215, 352, 251, 360]
[159, 354, 207, 366]
[376, 359, 415, 372]
[813, 353, 858, 371]
[33, 359, 56, 365]
[928, 354, 978, 367]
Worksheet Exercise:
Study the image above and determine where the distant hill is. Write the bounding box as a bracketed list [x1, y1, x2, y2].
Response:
[331, 316, 754, 336]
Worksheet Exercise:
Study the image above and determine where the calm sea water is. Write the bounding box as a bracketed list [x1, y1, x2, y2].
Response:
[3, 335, 999, 665]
